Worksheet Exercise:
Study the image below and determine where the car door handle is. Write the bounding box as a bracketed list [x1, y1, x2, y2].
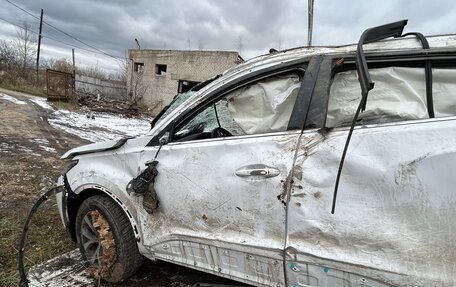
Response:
[235, 164, 280, 178]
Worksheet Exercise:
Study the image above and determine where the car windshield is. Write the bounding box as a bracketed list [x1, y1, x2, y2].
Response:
[150, 75, 220, 128]
[151, 91, 195, 128]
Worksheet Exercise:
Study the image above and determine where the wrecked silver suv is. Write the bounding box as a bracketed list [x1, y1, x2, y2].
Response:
[56, 20, 456, 286]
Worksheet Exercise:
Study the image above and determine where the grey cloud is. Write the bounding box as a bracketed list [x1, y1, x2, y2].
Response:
[2, 0, 456, 71]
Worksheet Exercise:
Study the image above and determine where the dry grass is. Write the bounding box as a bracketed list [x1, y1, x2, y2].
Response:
[0, 82, 47, 98]
[52, 100, 80, 111]
[0, 155, 75, 287]
[0, 202, 75, 286]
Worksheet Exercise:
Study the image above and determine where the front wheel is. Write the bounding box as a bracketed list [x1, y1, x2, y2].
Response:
[75, 194, 143, 282]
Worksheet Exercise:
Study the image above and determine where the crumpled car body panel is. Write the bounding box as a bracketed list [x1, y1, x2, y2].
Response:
[58, 33, 456, 286]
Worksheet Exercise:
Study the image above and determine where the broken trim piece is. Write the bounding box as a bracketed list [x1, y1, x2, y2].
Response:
[62, 137, 131, 159]
[356, 20, 408, 104]
[331, 20, 408, 214]
[126, 160, 160, 214]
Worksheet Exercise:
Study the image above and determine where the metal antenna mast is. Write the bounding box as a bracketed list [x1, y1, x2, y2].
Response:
[307, 0, 314, 46]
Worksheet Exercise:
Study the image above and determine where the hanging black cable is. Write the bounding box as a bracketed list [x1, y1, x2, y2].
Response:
[18, 186, 65, 287]
[331, 20, 408, 214]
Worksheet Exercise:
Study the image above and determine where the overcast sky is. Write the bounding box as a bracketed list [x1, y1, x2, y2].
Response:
[1, 0, 456, 72]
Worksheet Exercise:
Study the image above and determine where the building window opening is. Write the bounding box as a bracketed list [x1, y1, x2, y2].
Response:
[178, 80, 199, 93]
[134, 62, 144, 73]
[155, 64, 167, 75]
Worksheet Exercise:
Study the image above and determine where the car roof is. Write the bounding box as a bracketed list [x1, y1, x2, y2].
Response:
[227, 34, 456, 76]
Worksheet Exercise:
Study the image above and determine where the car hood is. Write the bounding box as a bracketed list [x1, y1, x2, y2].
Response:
[61, 138, 130, 159]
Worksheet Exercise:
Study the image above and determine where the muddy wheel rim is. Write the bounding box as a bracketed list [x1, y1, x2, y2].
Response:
[80, 212, 102, 267]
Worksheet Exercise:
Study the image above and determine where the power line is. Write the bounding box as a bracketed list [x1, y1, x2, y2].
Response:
[4, 0, 124, 61]
[44, 35, 105, 55]
[0, 16, 90, 54]
[42, 18, 124, 61]
[0, 16, 40, 35]
[0, 16, 125, 64]
[5, 0, 39, 19]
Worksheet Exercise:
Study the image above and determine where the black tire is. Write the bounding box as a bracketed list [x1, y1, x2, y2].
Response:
[75, 194, 143, 282]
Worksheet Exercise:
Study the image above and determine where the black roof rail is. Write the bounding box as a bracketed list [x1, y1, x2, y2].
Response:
[331, 20, 408, 214]
[400, 32, 434, 118]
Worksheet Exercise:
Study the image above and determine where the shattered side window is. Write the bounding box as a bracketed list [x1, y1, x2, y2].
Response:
[327, 67, 428, 127]
[173, 100, 245, 140]
[173, 73, 301, 141]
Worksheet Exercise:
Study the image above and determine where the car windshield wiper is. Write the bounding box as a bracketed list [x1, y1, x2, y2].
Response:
[331, 19, 408, 214]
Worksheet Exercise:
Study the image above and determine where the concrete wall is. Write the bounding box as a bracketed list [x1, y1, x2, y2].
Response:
[76, 74, 127, 99]
[127, 50, 241, 115]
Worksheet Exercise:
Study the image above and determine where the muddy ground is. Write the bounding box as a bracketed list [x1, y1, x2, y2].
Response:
[0, 89, 246, 286]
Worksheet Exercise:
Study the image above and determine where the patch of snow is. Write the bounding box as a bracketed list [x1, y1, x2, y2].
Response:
[0, 142, 11, 152]
[1, 143, 42, 156]
[16, 144, 42, 156]
[0, 93, 27, 105]
[30, 138, 57, 153]
[28, 96, 55, 110]
[31, 138, 49, 145]
[40, 145, 57, 153]
[1, 91, 151, 143]
[28, 249, 94, 287]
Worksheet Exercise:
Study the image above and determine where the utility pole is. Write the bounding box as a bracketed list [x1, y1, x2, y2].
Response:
[72, 48, 75, 96]
[36, 8, 43, 79]
[72, 48, 75, 76]
[307, 0, 314, 47]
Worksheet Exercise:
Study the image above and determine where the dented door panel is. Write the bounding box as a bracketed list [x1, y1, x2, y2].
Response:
[137, 131, 301, 286]
[286, 118, 456, 286]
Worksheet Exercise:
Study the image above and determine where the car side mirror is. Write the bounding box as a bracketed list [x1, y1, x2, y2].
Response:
[159, 132, 170, 145]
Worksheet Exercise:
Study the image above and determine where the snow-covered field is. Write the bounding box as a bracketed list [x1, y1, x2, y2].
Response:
[20, 95, 152, 143]
[48, 109, 152, 142]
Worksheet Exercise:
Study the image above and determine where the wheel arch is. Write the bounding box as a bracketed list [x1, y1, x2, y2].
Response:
[67, 185, 141, 243]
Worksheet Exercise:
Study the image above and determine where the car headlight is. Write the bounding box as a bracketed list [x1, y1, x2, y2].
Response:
[62, 159, 79, 174]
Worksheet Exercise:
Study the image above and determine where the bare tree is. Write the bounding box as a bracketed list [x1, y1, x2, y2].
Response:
[131, 68, 148, 104]
[52, 58, 73, 73]
[40, 57, 56, 69]
[0, 40, 19, 84]
[15, 22, 37, 72]
[116, 56, 128, 83]
[77, 64, 108, 80]
[0, 40, 17, 69]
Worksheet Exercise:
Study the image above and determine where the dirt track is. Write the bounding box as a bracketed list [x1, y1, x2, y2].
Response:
[0, 89, 246, 286]
[0, 88, 88, 211]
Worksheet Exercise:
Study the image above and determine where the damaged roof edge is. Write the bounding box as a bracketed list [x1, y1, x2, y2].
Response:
[242, 32, 456, 69]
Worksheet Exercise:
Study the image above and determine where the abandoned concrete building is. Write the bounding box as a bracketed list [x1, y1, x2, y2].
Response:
[127, 49, 242, 115]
